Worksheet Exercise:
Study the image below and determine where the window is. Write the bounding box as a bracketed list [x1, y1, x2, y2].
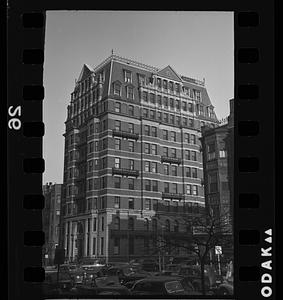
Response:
[89, 123, 94, 135]
[100, 237, 104, 255]
[114, 177, 121, 189]
[163, 80, 168, 90]
[115, 120, 121, 131]
[114, 238, 120, 254]
[128, 105, 134, 116]
[102, 138, 107, 149]
[182, 101, 187, 111]
[189, 119, 194, 128]
[138, 74, 145, 86]
[152, 180, 158, 191]
[163, 147, 168, 157]
[101, 217, 105, 231]
[188, 103, 193, 113]
[163, 130, 168, 140]
[101, 177, 107, 189]
[113, 83, 121, 96]
[169, 81, 174, 92]
[184, 133, 190, 144]
[88, 179, 93, 191]
[150, 93, 155, 104]
[172, 166, 177, 176]
[157, 111, 162, 121]
[195, 90, 201, 101]
[164, 182, 170, 193]
[163, 97, 168, 108]
[129, 178, 135, 190]
[114, 197, 120, 209]
[114, 217, 120, 230]
[219, 150, 226, 158]
[171, 148, 177, 158]
[145, 180, 151, 191]
[144, 125, 150, 136]
[209, 173, 218, 192]
[164, 164, 169, 175]
[129, 198, 134, 209]
[185, 150, 190, 160]
[143, 108, 149, 118]
[115, 138, 121, 150]
[183, 117, 188, 126]
[145, 199, 151, 210]
[89, 141, 94, 153]
[150, 110, 155, 119]
[172, 183, 178, 194]
[157, 78, 161, 89]
[170, 114, 175, 124]
[102, 157, 107, 169]
[171, 131, 176, 142]
[170, 98, 174, 109]
[115, 157, 121, 169]
[191, 134, 196, 144]
[124, 70, 132, 83]
[93, 198, 98, 210]
[128, 123, 134, 133]
[164, 113, 168, 123]
[192, 185, 198, 195]
[151, 162, 157, 173]
[115, 102, 121, 113]
[191, 151, 197, 161]
[126, 86, 134, 99]
[157, 95, 162, 106]
[152, 200, 158, 211]
[129, 141, 134, 152]
[142, 91, 148, 102]
[192, 168, 197, 178]
[144, 143, 150, 154]
[128, 218, 134, 230]
[151, 144, 157, 155]
[150, 127, 157, 138]
[186, 184, 192, 195]
[176, 116, 181, 125]
[92, 238, 96, 255]
[144, 161, 150, 172]
[186, 167, 191, 177]
[129, 159, 134, 170]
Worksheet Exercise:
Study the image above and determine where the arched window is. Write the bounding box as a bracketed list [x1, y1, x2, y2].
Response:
[128, 217, 134, 230]
[144, 219, 149, 231]
[174, 220, 179, 232]
[114, 217, 120, 230]
[165, 219, 170, 232]
[152, 219, 157, 232]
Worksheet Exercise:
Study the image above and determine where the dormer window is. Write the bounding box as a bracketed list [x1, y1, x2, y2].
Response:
[124, 70, 132, 83]
[157, 78, 161, 89]
[194, 89, 201, 101]
[163, 80, 168, 89]
[138, 74, 145, 86]
[113, 82, 121, 96]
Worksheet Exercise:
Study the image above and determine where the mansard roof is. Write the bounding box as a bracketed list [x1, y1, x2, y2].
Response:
[156, 65, 183, 82]
[77, 64, 94, 82]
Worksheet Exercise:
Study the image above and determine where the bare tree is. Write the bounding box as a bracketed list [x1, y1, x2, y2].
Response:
[152, 209, 232, 295]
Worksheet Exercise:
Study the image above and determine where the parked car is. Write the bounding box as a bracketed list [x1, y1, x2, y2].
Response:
[215, 282, 233, 295]
[42, 270, 75, 296]
[131, 276, 186, 295]
[74, 277, 131, 295]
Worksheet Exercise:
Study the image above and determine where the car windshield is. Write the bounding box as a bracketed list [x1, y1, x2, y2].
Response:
[165, 281, 184, 293]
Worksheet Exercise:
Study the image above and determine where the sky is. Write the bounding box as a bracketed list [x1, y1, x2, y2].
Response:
[43, 11, 234, 184]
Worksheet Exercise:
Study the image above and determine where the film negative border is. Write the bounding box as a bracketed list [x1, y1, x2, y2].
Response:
[7, 3, 276, 300]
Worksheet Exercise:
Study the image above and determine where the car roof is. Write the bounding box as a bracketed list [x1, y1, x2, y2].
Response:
[138, 276, 182, 282]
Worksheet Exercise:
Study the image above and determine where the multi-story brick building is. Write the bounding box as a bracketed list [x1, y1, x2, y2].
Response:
[200, 99, 234, 262]
[59, 54, 219, 263]
[43, 183, 62, 265]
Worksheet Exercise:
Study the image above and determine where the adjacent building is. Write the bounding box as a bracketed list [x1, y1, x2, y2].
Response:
[59, 54, 219, 263]
[200, 99, 234, 262]
[43, 183, 62, 265]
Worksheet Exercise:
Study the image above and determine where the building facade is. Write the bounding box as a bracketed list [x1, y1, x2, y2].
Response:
[43, 183, 62, 265]
[59, 54, 219, 263]
[200, 99, 234, 262]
